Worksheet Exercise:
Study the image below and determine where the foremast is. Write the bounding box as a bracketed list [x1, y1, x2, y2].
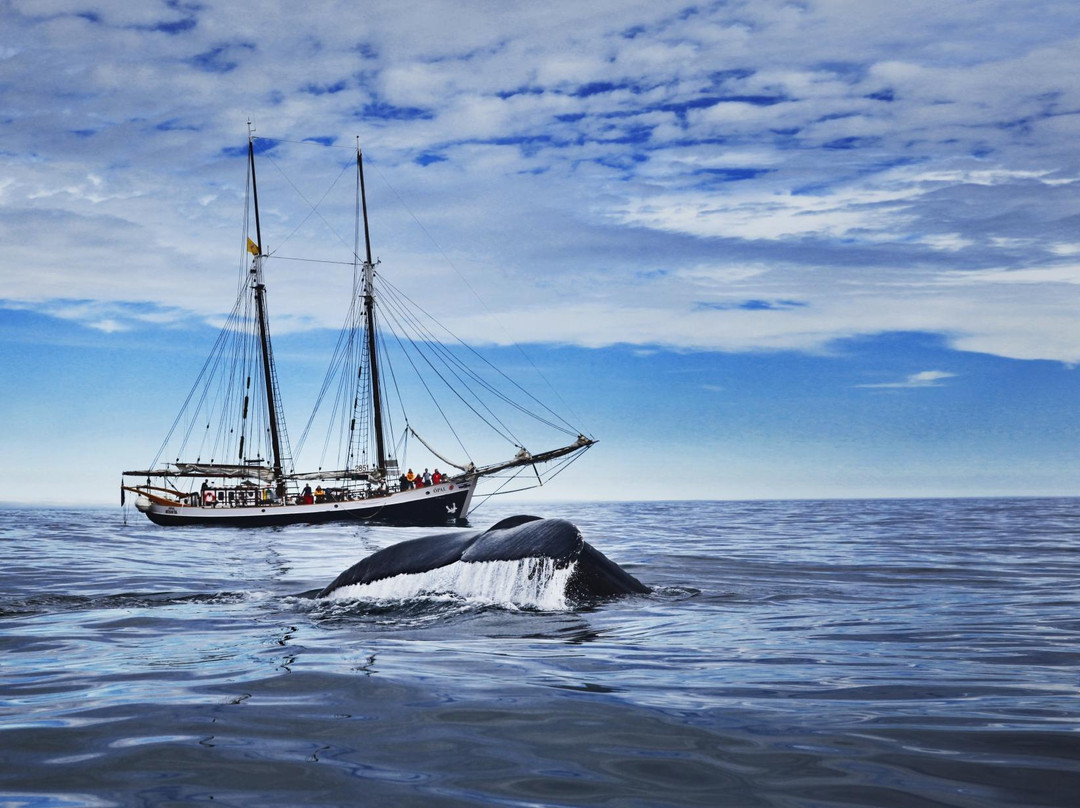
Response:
[357, 143, 389, 481]
[249, 131, 286, 489]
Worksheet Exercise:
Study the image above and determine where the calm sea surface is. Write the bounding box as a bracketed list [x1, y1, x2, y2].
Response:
[2, 498, 1079, 807]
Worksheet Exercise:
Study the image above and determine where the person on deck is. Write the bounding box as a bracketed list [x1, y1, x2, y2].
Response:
[399, 473, 409, 491]
[314, 484, 325, 503]
[302, 484, 313, 505]
[432, 469, 441, 485]
[422, 469, 432, 486]
[405, 469, 416, 489]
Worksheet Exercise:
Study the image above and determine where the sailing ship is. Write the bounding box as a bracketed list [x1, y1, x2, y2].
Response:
[122, 131, 595, 527]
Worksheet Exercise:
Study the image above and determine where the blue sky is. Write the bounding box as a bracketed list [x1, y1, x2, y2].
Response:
[2, 0, 1079, 505]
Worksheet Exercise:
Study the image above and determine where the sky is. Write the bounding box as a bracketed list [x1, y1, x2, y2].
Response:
[2, 0, 1080, 506]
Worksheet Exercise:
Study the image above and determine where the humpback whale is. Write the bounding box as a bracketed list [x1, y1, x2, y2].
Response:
[318, 515, 649, 605]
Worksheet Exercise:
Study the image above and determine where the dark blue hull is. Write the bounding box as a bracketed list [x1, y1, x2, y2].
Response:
[143, 486, 472, 528]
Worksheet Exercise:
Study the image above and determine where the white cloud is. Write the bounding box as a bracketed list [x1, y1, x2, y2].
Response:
[918, 233, 975, 252]
[1, 0, 1079, 364]
[857, 370, 957, 388]
[940, 264, 1080, 285]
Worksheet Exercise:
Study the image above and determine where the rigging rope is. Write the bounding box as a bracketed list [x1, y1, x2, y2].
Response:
[378, 297, 491, 456]
[367, 157, 592, 437]
[378, 276, 581, 437]
[261, 151, 355, 257]
[151, 287, 247, 468]
[376, 284, 524, 443]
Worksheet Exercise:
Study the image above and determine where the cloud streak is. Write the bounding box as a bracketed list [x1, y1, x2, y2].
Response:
[857, 370, 957, 388]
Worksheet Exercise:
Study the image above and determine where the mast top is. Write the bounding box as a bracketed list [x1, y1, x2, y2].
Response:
[248, 129, 263, 256]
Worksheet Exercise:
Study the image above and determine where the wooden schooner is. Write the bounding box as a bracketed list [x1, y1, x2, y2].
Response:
[122, 130, 594, 526]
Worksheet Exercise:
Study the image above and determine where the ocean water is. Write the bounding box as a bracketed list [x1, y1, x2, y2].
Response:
[2, 498, 1079, 807]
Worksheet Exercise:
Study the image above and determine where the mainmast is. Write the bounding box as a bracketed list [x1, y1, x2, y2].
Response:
[358, 144, 388, 477]
[249, 133, 285, 484]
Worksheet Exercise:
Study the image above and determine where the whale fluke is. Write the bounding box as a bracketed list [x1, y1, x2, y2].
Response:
[318, 516, 648, 605]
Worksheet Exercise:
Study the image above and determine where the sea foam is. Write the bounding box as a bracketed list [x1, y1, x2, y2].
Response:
[322, 556, 575, 611]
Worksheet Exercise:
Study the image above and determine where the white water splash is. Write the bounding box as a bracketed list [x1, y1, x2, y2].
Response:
[323, 557, 576, 611]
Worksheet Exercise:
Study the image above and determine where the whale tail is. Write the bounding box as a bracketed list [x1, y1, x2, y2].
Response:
[318, 516, 648, 606]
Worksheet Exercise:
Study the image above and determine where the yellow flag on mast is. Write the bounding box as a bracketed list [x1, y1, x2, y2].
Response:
[247, 237, 259, 256]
